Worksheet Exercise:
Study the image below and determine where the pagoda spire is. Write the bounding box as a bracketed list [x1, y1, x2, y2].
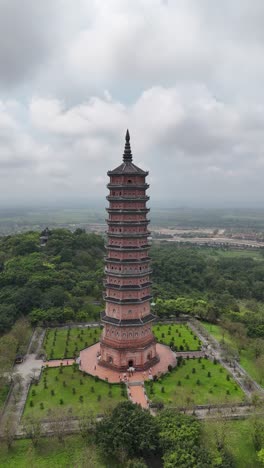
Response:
[123, 129, 133, 162]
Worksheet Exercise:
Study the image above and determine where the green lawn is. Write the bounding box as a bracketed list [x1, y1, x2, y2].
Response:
[203, 418, 260, 468]
[0, 436, 107, 468]
[201, 322, 233, 346]
[202, 322, 264, 387]
[24, 366, 127, 418]
[43, 326, 101, 359]
[145, 358, 245, 406]
[153, 323, 202, 351]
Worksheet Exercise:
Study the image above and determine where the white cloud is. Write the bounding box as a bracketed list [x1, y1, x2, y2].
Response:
[1, 0, 264, 206]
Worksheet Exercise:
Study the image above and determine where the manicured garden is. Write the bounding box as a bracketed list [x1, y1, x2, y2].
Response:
[24, 365, 127, 418]
[43, 326, 101, 359]
[152, 323, 202, 351]
[145, 357, 245, 406]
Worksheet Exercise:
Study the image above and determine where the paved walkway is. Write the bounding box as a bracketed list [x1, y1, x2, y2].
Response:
[0, 329, 45, 434]
[43, 359, 75, 368]
[80, 342, 176, 383]
[128, 384, 149, 409]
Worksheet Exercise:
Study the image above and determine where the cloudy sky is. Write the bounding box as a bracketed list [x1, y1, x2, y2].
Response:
[1, 0, 264, 207]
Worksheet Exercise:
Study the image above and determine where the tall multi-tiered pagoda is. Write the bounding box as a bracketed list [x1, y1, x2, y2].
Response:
[100, 130, 158, 371]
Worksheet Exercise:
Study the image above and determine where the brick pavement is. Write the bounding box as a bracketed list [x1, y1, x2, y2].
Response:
[80, 342, 176, 383]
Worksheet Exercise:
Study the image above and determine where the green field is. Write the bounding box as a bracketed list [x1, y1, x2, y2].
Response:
[145, 357, 245, 406]
[152, 323, 202, 350]
[202, 322, 233, 346]
[202, 322, 264, 387]
[203, 418, 260, 468]
[24, 366, 127, 418]
[0, 436, 108, 468]
[44, 326, 101, 359]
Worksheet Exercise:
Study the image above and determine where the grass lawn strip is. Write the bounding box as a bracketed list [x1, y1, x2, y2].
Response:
[202, 322, 264, 387]
[201, 322, 233, 346]
[145, 357, 244, 406]
[24, 366, 127, 418]
[153, 323, 202, 351]
[0, 436, 106, 468]
[203, 418, 258, 468]
[43, 326, 101, 359]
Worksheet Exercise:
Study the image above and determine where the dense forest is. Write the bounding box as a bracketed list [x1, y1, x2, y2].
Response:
[0, 229, 264, 338]
[151, 244, 264, 337]
[0, 229, 104, 332]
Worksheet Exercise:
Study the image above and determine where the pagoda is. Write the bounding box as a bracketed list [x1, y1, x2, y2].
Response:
[100, 130, 158, 371]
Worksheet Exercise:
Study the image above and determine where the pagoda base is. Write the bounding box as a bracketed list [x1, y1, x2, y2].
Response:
[99, 341, 159, 372]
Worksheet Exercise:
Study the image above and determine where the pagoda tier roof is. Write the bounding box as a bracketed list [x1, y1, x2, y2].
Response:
[107, 183, 149, 190]
[108, 162, 148, 176]
[101, 313, 156, 326]
[107, 232, 150, 238]
[106, 220, 150, 226]
[104, 295, 152, 304]
[105, 257, 150, 264]
[104, 282, 152, 290]
[106, 208, 150, 213]
[107, 195, 149, 202]
[105, 268, 152, 278]
[105, 245, 150, 252]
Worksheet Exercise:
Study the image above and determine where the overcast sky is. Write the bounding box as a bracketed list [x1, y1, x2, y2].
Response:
[1, 0, 264, 208]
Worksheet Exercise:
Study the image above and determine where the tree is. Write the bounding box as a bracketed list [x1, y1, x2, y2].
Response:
[96, 401, 158, 462]
[156, 409, 212, 468]
[2, 412, 17, 449]
[258, 448, 264, 465]
[49, 409, 71, 444]
[23, 415, 42, 446]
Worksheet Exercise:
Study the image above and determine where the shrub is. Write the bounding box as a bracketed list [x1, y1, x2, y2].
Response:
[40, 402, 44, 409]
[177, 380, 181, 386]
[32, 389, 36, 397]
[185, 374, 190, 380]
[192, 368, 196, 374]
[207, 372, 211, 378]
[72, 387, 76, 395]
[196, 379, 201, 385]
[213, 358, 218, 365]
[95, 376, 99, 382]
[226, 374, 230, 381]
[29, 400, 34, 407]
[226, 390, 230, 395]
[59, 399, 64, 405]
[91, 386, 95, 393]
[161, 386, 165, 393]
[97, 395, 101, 401]
[51, 389, 55, 396]
[63, 381, 66, 387]
[202, 364, 205, 370]
[80, 379, 83, 385]
[79, 395, 83, 403]
[108, 391, 112, 398]
[168, 365, 172, 372]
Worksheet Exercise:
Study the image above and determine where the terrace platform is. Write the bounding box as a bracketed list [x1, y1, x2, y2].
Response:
[80, 342, 176, 383]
